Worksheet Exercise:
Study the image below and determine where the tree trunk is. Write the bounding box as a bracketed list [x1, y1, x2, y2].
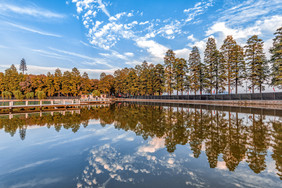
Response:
[235, 78, 238, 94]
[228, 78, 230, 94]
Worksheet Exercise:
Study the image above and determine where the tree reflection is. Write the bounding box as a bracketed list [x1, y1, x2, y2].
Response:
[0, 103, 280, 176]
[246, 114, 270, 174]
[271, 118, 282, 180]
[223, 112, 247, 171]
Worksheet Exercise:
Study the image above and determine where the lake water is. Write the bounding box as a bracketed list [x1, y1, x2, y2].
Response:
[0, 103, 281, 188]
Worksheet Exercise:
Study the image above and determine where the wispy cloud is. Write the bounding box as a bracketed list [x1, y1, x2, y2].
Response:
[97, 0, 110, 17]
[71, 0, 213, 65]
[49, 47, 97, 61]
[205, 15, 282, 58]
[31, 49, 72, 62]
[183, 0, 214, 22]
[218, 0, 282, 25]
[72, 0, 110, 17]
[10, 178, 62, 188]
[0, 3, 65, 18]
[49, 47, 116, 69]
[7, 158, 59, 174]
[7, 22, 61, 38]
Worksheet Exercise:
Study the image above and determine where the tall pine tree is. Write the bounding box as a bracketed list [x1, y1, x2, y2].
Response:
[213, 50, 227, 94]
[245, 35, 268, 93]
[220, 36, 237, 94]
[164, 50, 176, 95]
[154, 64, 165, 95]
[174, 58, 187, 95]
[269, 26, 282, 89]
[231, 44, 246, 94]
[204, 38, 218, 94]
[188, 46, 203, 95]
[19, 58, 27, 74]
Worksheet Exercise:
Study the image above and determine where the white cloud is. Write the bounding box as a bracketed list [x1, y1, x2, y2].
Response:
[10, 178, 62, 188]
[216, 161, 228, 170]
[7, 158, 59, 174]
[127, 12, 133, 17]
[73, 0, 110, 17]
[71, 0, 214, 53]
[7, 22, 61, 38]
[48, 47, 120, 69]
[187, 34, 196, 42]
[183, 0, 213, 22]
[138, 137, 165, 153]
[139, 21, 149, 25]
[50, 47, 99, 61]
[88, 22, 135, 50]
[99, 50, 128, 60]
[205, 15, 282, 56]
[124, 52, 134, 57]
[125, 60, 142, 66]
[175, 48, 190, 59]
[109, 12, 127, 21]
[97, 0, 110, 17]
[218, 0, 282, 25]
[31, 49, 73, 62]
[0, 3, 65, 18]
[135, 38, 168, 60]
[155, 21, 182, 39]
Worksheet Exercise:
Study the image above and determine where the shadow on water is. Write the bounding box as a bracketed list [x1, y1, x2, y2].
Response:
[0, 103, 281, 180]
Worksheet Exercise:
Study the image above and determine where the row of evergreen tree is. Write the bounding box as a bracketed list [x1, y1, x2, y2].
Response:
[0, 27, 281, 98]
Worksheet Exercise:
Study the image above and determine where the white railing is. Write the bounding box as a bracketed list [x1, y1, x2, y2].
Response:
[80, 98, 110, 102]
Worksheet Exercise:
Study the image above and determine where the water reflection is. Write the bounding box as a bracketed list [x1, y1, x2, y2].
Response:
[0, 103, 281, 181]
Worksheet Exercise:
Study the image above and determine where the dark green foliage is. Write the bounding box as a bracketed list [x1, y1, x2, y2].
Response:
[245, 35, 269, 93]
[164, 50, 176, 95]
[19, 58, 27, 74]
[269, 27, 282, 89]
[188, 46, 203, 95]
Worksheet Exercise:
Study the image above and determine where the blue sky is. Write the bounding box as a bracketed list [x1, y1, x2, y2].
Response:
[0, 0, 281, 78]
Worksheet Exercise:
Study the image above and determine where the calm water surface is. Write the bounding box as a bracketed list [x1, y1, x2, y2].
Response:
[0, 103, 281, 188]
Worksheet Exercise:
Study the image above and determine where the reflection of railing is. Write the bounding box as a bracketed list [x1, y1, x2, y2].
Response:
[0, 109, 81, 119]
[0, 99, 81, 109]
[126, 92, 282, 100]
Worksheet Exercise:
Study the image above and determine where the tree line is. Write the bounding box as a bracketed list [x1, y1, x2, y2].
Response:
[0, 27, 281, 99]
[114, 27, 281, 96]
